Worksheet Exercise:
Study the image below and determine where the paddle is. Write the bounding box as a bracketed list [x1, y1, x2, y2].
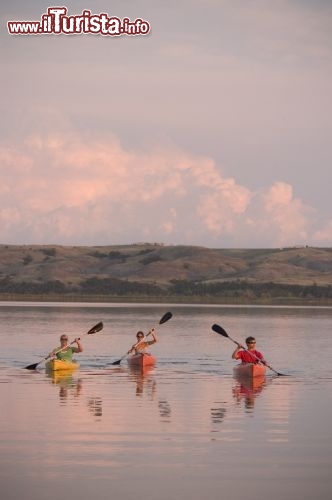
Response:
[211, 323, 287, 376]
[24, 321, 104, 370]
[111, 311, 173, 365]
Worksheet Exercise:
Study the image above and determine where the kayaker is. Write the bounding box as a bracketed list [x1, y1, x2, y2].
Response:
[50, 334, 83, 361]
[232, 336, 266, 365]
[127, 329, 158, 355]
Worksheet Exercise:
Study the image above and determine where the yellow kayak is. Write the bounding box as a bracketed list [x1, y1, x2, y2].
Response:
[45, 359, 79, 372]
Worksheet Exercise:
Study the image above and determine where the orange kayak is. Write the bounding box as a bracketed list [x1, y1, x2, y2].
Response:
[233, 363, 266, 378]
[127, 353, 156, 369]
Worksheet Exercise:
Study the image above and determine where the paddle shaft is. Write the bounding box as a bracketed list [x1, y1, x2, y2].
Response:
[49, 337, 82, 359]
[231, 339, 280, 376]
[212, 323, 284, 376]
[129, 330, 153, 351]
[111, 312, 172, 365]
[26, 337, 83, 370]
[25, 321, 103, 370]
[112, 329, 157, 365]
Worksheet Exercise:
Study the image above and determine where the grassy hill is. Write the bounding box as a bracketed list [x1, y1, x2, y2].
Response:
[0, 243, 332, 304]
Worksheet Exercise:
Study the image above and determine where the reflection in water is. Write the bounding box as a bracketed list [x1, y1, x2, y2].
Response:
[158, 399, 172, 422]
[87, 397, 103, 419]
[210, 404, 227, 425]
[128, 365, 172, 423]
[232, 374, 266, 411]
[47, 372, 82, 403]
[210, 402, 227, 437]
[47, 371, 104, 420]
[128, 365, 157, 399]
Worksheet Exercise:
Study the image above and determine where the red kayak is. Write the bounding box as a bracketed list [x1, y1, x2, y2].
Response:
[233, 363, 266, 378]
[127, 353, 156, 369]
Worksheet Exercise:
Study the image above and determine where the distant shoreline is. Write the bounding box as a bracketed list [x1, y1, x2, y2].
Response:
[0, 293, 331, 307]
[1, 244, 331, 306]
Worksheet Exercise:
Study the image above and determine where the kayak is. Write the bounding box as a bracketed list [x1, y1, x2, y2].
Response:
[47, 371, 75, 384]
[45, 359, 79, 372]
[233, 363, 266, 378]
[127, 353, 156, 369]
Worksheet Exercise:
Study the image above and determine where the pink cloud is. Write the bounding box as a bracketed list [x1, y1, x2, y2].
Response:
[262, 182, 311, 244]
[0, 133, 328, 246]
[313, 220, 332, 244]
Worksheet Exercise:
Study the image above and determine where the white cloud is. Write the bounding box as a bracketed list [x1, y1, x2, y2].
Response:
[260, 182, 312, 246]
[313, 220, 332, 244]
[0, 132, 329, 247]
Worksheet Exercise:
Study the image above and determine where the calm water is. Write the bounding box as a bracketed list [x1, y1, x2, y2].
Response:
[0, 302, 331, 500]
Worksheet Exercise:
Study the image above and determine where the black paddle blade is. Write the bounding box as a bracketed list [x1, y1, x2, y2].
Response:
[87, 321, 103, 335]
[159, 312, 172, 325]
[111, 358, 122, 366]
[212, 324, 229, 338]
[25, 362, 40, 371]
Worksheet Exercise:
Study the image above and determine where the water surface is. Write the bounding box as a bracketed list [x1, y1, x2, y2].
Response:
[0, 302, 331, 500]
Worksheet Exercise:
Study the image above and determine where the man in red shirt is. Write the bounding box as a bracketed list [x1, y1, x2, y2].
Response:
[232, 336, 266, 364]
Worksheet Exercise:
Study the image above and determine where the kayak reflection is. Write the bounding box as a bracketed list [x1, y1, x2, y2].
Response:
[115, 365, 172, 422]
[128, 364, 157, 398]
[232, 374, 266, 411]
[47, 371, 82, 402]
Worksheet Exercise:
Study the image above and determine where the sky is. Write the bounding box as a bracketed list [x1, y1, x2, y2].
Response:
[1, 0, 332, 248]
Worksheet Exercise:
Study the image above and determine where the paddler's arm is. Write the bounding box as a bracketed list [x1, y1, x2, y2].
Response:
[127, 345, 135, 355]
[72, 338, 83, 353]
[146, 328, 157, 345]
[232, 342, 244, 359]
[127, 340, 140, 355]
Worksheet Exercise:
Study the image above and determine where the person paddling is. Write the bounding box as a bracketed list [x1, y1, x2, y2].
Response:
[127, 329, 158, 355]
[50, 334, 83, 362]
[232, 336, 266, 365]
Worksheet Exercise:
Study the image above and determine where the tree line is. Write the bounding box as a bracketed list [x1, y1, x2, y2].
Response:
[0, 276, 331, 301]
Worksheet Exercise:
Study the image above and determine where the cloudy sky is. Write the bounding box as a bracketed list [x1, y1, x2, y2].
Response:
[1, 0, 332, 248]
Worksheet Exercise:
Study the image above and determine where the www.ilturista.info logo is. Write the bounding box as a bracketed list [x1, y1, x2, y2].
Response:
[7, 6, 151, 36]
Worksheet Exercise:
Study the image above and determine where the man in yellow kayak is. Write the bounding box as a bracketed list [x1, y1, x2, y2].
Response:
[50, 334, 84, 361]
